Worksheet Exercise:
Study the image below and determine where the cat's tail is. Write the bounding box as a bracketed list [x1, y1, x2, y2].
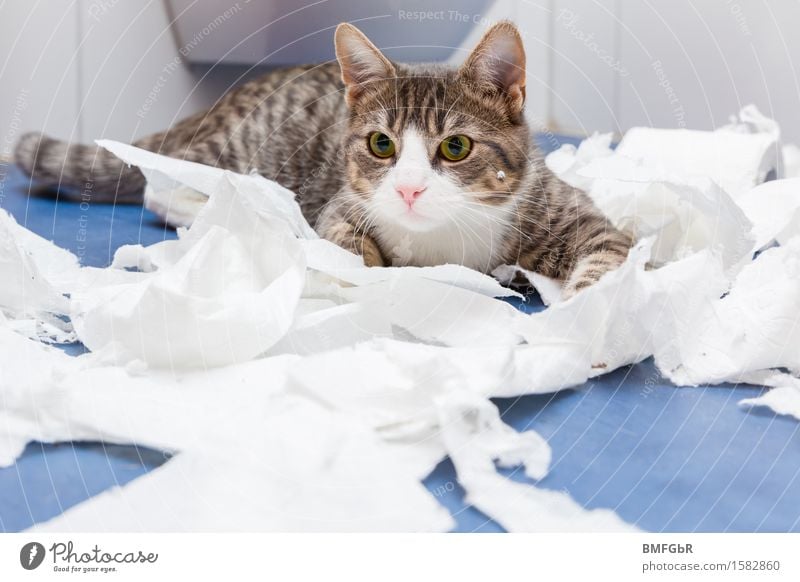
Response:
[14, 132, 145, 203]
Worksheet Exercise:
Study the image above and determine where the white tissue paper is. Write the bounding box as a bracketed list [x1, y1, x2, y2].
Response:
[614, 104, 782, 199]
[0, 326, 78, 465]
[656, 238, 800, 386]
[26, 361, 455, 532]
[70, 172, 308, 368]
[2, 105, 800, 532]
[736, 178, 800, 251]
[543, 106, 800, 418]
[739, 372, 800, 421]
[0, 210, 79, 342]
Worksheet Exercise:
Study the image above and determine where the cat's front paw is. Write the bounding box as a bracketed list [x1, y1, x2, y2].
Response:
[563, 253, 626, 298]
[361, 246, 385, 267]
[319, 220, 386, 267]
[562, 273, 598, 299]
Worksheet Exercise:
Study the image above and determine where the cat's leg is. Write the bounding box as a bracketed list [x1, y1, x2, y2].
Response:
[516, 203, 633, 298]
[324, 221, 385, 267]
[561, 229, 632, 297]
[316, 216, 384, 267]
[316, 197, 386, 267]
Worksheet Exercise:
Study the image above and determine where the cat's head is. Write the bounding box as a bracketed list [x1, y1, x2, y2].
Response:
[335, 21, 531, 233]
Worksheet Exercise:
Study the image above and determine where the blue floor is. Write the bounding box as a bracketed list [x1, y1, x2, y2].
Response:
[1, 136, 798, 532]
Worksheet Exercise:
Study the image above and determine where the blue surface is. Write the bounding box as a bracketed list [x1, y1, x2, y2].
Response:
[1, 135, 799, 532]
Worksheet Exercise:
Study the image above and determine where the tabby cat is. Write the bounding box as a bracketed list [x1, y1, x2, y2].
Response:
[15, 21, 632, 296]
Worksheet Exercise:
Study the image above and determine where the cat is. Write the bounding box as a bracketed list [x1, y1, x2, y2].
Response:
[15, 21, 632, 296]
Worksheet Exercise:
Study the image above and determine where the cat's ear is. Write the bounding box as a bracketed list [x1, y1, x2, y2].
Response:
[335, 23, 396, 106]
[459, 21, 526, 112]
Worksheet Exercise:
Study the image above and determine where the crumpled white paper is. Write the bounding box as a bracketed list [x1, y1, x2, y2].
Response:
[736, 178, 800, 251]
[0, 210, 80, 342]
[26, 363, 455, 532]
[615, 104, 782, 199]
[654, 238, 800, 386]
[0, 325, 78, 466]
[71, 173, 307, 368]
[436, 390, 632, 531]
[2, 105, 800, 532]
[5, 331, 631, 532]
[739, 372, 800, 421]
[100, 139, 316, 232]
[542, 106, 800, 419]
[547, 134, 755, 273]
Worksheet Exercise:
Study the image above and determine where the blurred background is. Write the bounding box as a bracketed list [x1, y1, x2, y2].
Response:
[1, 0, 799, 155]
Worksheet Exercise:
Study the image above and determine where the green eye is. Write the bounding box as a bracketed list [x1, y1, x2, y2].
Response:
[440, 135, 471, 161]
[368, 132, 395, 158]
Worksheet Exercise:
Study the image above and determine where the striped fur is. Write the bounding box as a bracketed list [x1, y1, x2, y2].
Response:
[14, 21, 632, 296]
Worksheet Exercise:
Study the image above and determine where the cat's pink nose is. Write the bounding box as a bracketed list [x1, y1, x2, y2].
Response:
[395, 184, 427, 205]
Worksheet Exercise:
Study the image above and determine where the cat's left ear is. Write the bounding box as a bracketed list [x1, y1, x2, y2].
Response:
[335, 23, 396, 106]
[459, 21, 526, 112]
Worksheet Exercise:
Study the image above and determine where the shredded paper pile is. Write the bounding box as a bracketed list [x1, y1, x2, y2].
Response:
[1, 106, 799, 532]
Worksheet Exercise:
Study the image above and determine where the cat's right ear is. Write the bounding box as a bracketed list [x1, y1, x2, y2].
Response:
[335, 23, 396, 106]
[459, 21, 526, 113]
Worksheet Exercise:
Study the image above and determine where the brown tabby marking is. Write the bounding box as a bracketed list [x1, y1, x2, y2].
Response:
[14, 21, 632, 296]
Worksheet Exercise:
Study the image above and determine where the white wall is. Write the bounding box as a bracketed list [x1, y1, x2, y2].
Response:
[0, 0, 219, 152]
[548, 0, 800, 143]
[443, 0, 551, 128]
[79, 0, 220, 143]
[2, 0, 799, 153]
[550, 0, 619, 135]
[0, 1, 81, 156]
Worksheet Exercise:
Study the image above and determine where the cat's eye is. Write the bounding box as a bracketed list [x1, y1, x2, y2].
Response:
[368, 132, 396, 158]
[440, 135, 471, 161]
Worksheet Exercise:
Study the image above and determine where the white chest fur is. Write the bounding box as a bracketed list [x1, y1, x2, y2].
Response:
[374, 203, 513, 272]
